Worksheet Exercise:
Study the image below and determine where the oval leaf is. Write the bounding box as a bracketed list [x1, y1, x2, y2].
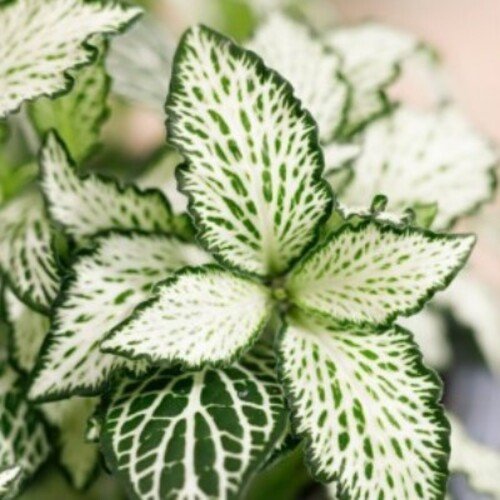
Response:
[166, 25, 332, 277]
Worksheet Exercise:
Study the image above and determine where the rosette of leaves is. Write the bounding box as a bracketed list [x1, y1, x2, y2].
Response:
[87, 25, 479, 499]
[1, 3, 498, 498]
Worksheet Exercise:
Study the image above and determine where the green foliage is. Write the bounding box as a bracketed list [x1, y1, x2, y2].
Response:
[0, 5, 497, 500]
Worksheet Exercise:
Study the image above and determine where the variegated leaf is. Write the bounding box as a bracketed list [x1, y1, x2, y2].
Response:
[102, 265, 273, 367]
[40, 397, 99, 490]
[0, 0, 141, 117]
[3, 288, 49, 375]
[107, 15, 173, 110]
[249, 13, 348, 142]
[30, 47, 110, 162]
[167, 25, 332, 277]
[341, 107, 497, 229]
[100, 343, 287, 500]
[0, 366, 51, 495]
[326, 23, 417, 135]
[29, 232, 209, 402]
[448, 413, 500, 497]
[279, 311, 449, 497]
[40, 132, 174, 241]
[287, 220, 474, 326]
[0, 465, 22, 499]
[0, 190, 59, 313]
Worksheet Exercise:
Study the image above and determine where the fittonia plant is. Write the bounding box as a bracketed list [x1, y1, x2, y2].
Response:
[0, 2, 499, 499]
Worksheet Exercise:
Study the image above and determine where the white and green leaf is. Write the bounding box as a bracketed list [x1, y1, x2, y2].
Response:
[40, 132, 174, 242]
[448, 412, 500, 497]
[0, 190, 59, 313]
[40, 397, 99, 490]
[0, 366, 51, 495]
[30, 46, 110, 162]
[0, 465, 22, 499]
[326, 23, 418, 136]
[107, 15, 173, 111]
[100, 343, 287, 500]
[287, 220, 475, 327]
[3, 288, 49, 375]
[279, 311, 449, 497]
[249, 13, 348, 142]
[29, 232, 209, 402]
[340, 107, 498, 229]
[102, 265, 273, 367]
[0, 0, 141, 118]
[167, 25, 332, 277]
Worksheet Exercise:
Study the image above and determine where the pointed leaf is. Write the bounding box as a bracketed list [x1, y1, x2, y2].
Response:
[40, 132, 174, 241]
[341, 107, 497, 229]
[278, 312, 449, 496]
[41, 397, 99, 490]
[0, 190, 59, 312]
[448, 412, 500, 497]
[287, 220, 474, 327]
[100, 343, 287, 500]
[166, 25, 332, 277]
[326, 23, 417, 135]
[3, 288, 49, 375]
[29, 232, 209, 401]
[249, 13, 348, 142]
[0, 0, 141, 117]
[30, 46, 110, 162]
[0, 366, 51, 495]
[102, 265, 273, 367]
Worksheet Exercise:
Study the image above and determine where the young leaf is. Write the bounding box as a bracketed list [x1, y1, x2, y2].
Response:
[102, 265, 273, 367]
[30, 46, 110, 162]
[29, 232, 209, 401]
[326, 23, 417, 135]
[287, 220, 475, 327]
[0, 465, 22, 499]
[0, 0, 141, 118]
[340, 107, 498, 229]
[40, 398, 99, 490]
[0, 366, 51, 494]
[3, 288, 49, 375]
[100, 343, 287, 500]
[0, 190, 59, 313]
[166, 25, 332, 277]
[107, 15, 173, 110]
[448, 412, 500, 497]
[278, 311, 449, 497]
[249, 13, 348, 142]
[40, 132, 174, 241]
